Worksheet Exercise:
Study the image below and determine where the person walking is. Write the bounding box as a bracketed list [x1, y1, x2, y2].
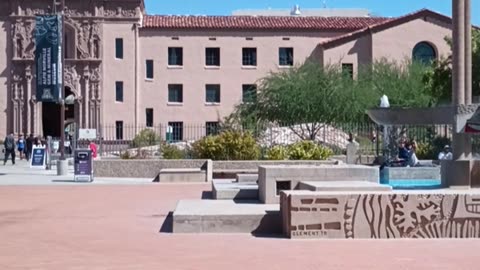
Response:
[3, 133, 16, 165]
[25, 134, 34, 161]
[89, 140, 98, 159]
[17, 135, 25, 160]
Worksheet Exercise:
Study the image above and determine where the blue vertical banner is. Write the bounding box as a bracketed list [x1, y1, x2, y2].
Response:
[35, 15, 63, 103]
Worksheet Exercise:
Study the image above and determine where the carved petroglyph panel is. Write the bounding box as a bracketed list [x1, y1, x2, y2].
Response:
[283, 192, 480, 239]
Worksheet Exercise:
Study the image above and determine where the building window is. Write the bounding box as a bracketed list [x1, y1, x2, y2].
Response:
[206, 84, 221, 103]
[242, 48, 257, 66]
[146, 60, 154, 79]
[168, 47, 183, 66]
[168, 84, 183, 103]
[168, 122, 183, 142]
[206, 48, 220, 66]
[279, 47, 294, 66]
[342, 63, 354, 79]
[115, 121, 123, 140]
[146, 108, 154, 127]
[115, 81, 124, 102]
[115, 38, 123, 59]
[412, 42, 436, 63]
[242, 84, 257, 103]
[206, 122, 220, 136]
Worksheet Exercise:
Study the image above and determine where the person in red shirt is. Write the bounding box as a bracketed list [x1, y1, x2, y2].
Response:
[88, 140, 97, 159]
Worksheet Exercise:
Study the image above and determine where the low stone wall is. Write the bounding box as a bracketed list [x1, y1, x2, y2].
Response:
[94, 159, 211, 180]
[332, 155, 377, 165]
[259, 164, 379, 204]
[381, 167, 440, 181]
[212, 160, 339, 171]
[281, 190, 480, 239]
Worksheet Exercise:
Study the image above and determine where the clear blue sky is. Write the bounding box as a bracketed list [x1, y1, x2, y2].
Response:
[145, 0, 480, 25]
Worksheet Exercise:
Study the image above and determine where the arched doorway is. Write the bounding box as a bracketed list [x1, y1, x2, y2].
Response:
[42, 87, 76, 138]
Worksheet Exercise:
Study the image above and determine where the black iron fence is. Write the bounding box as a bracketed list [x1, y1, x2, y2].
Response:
[96, 123, 455, 158]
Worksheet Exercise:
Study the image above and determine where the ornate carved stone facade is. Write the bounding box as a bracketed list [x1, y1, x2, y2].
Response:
[4, 0, 142, 136]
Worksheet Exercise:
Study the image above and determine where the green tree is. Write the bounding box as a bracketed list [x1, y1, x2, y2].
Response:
[231, 62, 363, 140]
[423, 29, 480, 104]
[356, 59, 434, 108]
[229, 59, 433, 140]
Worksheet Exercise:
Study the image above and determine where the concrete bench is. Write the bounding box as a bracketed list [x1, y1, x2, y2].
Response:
[236, 173, 258, 183]
[156, 168, 206, 183]
[212, 180, 258, 200]
[213, 169, 258, 179]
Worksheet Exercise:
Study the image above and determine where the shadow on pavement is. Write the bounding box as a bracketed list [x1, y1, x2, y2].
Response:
[201, 191, 212, 199]
[51, 180, 88, 183]
[159, 211, 173, 233]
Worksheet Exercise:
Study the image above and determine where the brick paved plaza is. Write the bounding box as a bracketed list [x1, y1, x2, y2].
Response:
[1, 177, 480, 270]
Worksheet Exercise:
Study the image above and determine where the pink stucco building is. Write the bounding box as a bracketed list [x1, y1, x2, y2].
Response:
[0, 0, 453, 140]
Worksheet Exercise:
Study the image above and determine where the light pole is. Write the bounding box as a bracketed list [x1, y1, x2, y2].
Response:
[56, 0, 68, 175]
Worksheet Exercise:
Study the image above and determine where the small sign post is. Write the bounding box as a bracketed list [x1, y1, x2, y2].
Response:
[78, 129, 97, 140]
[30, 146, 47, 169]
[74, 149, 93, 182]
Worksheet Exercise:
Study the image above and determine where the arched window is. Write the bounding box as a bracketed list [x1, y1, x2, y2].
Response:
[412, 42, 436, 63]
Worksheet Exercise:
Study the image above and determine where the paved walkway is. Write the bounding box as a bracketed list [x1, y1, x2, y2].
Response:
[1, 164, 480, 269]
[0, 160, 153, 185]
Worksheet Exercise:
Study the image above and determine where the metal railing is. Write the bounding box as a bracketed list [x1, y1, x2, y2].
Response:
[95, 123, 455, 159]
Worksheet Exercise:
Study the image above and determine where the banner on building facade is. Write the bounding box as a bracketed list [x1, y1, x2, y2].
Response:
[35, 15, 63, 103]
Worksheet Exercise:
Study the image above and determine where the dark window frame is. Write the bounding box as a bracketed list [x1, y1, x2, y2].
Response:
[146, 59, 154, 79]
[205, 47, 221, 66]
[206, 122, 220, 136]
[168, 121, 184, 142]
[168, 47, 183, 66]
[146, 108, 154, 127]
[115, 121, 124, 140]
[342, 63, 354, 79]
[205, 84, 221, 103]
[168, 84, 183, 103]
[115, 81, 124, 102]
[279, 47, 294, 66]
[115, 38, 123, 59]
[242, 48, 257, 66]
[242, 84, 257, 103]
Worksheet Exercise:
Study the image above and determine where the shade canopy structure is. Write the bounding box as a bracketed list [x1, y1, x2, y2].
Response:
[465, 108, 480, 134]
[366, 107, 453, 126]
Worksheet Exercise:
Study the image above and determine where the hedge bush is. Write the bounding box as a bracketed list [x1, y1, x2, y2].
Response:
[160, 143, 186, 159]
[264, 141, 333, 160]
[131, 129, 160, 148]
[265, 145, 289, 160]
[416, 136, 451, 160]
[192, 131, 260, 160]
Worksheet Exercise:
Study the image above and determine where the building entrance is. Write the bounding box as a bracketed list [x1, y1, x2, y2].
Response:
[42, 87, 75, 138]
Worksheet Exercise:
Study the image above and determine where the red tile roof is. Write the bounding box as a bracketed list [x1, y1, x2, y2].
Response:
[319, 9, 454, 49]
[142, 15, 391, 31]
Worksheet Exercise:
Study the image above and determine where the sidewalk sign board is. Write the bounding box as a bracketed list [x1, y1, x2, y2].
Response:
[30, 146, 46, 169]
[74, 149, 93, 182]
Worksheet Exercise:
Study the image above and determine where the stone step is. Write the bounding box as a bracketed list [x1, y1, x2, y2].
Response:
[298, 181, 392, 192]
[173, 200, 281, 234]
[212, 180, 259, 200]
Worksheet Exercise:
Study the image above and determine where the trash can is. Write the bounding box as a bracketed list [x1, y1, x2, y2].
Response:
[74, 149, 94, 182]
